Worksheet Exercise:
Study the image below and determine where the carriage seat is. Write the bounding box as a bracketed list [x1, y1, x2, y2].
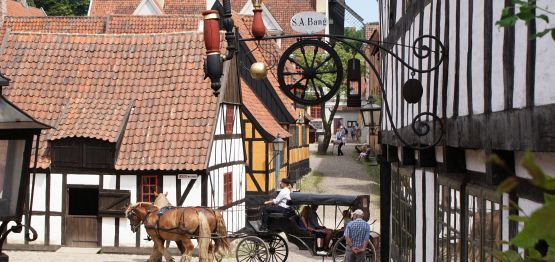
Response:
[267, 208, 296, 218]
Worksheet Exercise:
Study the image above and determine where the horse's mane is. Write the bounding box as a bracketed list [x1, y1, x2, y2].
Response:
[125, 202, 153, 217]
[154, 193, 173, 209]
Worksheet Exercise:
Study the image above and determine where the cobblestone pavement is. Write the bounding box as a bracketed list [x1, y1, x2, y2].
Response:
[6, 143, 379, 262]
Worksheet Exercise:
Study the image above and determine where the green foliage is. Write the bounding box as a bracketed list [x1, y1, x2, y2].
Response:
[495, 151, 555, 261]
[497, 0, 555, 41]
[31, 0, 90, 16]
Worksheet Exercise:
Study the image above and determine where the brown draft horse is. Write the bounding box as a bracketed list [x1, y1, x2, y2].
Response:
[125, 193, 229, 262]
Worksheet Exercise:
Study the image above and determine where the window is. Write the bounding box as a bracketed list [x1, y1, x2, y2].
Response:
[68, 187, 98, 216]
[223, 172, 233, 205]
[437, 179, 462, 261]
[289, 126, 298, 148]
[225, 105, 235, 135]
[141, 175, 159, 202]
[347, 121, 358, 127]
[391, 167, 414, 261]
[302, 125, 307, 146]
[51, 138, 115, 169]
[310, 106, 321, 119]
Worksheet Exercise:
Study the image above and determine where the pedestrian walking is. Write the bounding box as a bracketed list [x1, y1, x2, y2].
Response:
[336, 129, 344, 156]
[350, 126, 356, 141]
[343, 209, 370, 262]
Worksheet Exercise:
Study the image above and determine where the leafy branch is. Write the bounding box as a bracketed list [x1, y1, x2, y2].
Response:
[497, 0, 555, 41]
[492, 152, 555, 261]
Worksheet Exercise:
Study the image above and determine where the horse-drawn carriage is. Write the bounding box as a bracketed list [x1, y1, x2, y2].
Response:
[235, 192, 379, 262]
[125, 192, 379, 262]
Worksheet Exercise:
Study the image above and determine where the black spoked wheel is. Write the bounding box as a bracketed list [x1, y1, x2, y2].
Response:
[332, 236, 377, 262]
[263, 233, 289, 262]
[236, 236, 270, 262]
[277, 39, 343, 106]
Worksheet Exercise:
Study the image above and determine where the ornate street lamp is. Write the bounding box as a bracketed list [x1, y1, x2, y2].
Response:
[0, 74, 50, 261]
[360, 96, 381, 135]
[272, 134, 285, 191]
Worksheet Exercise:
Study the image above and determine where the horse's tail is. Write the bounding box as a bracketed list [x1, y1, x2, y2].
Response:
[213, 210, 230, 261]
[197, 210, 211, 261]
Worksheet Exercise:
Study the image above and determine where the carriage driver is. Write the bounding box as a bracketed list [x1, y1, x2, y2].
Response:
[260, 178, 293, 231]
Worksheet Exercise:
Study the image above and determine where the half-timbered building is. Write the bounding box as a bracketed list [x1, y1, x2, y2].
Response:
[378, 0, 555, 261]
[1, 29, 246, 248]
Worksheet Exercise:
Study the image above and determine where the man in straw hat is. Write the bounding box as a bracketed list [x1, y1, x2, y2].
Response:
[259, 178, 293, 231]
[343, 209, 370, 262]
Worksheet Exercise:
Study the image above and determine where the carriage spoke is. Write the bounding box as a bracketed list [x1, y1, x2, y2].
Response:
[300, 79, 309, 99]
[288, 76, 306, 90]
[311, 79, 321, 99]
[300, 45, 310, 68]
[316, 69, 338, 75]
[283, 71, 303, 76]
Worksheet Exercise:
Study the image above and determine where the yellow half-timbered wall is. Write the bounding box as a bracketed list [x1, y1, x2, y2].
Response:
[288, 108, 311, 180]
[242, 113, 289, 194]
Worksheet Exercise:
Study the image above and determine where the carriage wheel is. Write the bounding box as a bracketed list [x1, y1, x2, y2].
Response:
[277, 39, 343, 106]
[263, 233, 288, 262]
[332, 236, 377, 262]
[236, 236, 270, 262]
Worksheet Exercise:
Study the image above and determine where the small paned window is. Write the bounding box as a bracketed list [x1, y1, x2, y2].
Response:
[141, 175, 158, 202]
[289, 126, 298, 148]
[310, 107, 321, 119]
[223, 172, 233, 205]
[302, 126, 307, 146]
[225, 105, 234, 135]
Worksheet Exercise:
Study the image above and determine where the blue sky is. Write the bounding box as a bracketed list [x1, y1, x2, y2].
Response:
[346, 0, 379, 23]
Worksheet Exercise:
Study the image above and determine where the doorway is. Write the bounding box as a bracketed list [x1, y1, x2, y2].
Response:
[65, 186, 99, 247]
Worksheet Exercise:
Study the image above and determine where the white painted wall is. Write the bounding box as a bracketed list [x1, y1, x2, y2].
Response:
[491, 0, 505, 112]
[515, 151, 555, 179]
[534, 0, 555, 106]
[414, 170, 423, 262]
[49, 215, 62, 245]
[458, 0, 469, 117]
[435, 146, 443, 163]
[180, 177, 202, 207]
[30, 173, 46, 212]
[424, 171, 435, 261]
[30, 215, 45, 244]
[102, 217, 115, 246]
[513, 21, 528, 109]
[465, 149, 486, 173]
[67, 174, 99, 185]
[103, 175, 117, 189]
[50, 173, 63, 213]
[119, 175, 137, 247]
[162, 176, 177, 205]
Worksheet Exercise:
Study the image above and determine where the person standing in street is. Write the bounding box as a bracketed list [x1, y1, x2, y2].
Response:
[336, 129, 344, 156]
[343, 209, 370, 262]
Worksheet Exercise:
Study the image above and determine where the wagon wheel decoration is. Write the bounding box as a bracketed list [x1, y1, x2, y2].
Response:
[277, 39, 343, 106]
[235, 236, 270, 262]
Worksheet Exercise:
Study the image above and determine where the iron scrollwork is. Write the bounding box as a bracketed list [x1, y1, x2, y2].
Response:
[241, 34, 446, 150]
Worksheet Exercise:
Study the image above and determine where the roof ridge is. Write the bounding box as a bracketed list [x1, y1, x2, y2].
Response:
[8, 30, 205, 38]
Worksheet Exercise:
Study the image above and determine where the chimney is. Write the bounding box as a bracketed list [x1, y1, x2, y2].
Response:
[316, 0, 327, 13]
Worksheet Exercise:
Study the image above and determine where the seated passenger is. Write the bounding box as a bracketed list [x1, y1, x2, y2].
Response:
[260, 178, 293, 231]
[300, 205, 333, 254]
[342, 210, 352, 228]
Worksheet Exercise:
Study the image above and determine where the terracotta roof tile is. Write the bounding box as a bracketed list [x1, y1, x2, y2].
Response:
[241, 79, 290, 139]
[0, 31, 220, 171]
[89, 0, 141, 16]
[89, 0, 205, 16]
[1, 15, 201, 35]
[6, 0, 45, 16]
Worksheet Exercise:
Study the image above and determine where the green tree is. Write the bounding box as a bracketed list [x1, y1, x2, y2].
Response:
[492, 152, 555, 261]
[30, 0, 90, 16]
[497, 0, 555, 41]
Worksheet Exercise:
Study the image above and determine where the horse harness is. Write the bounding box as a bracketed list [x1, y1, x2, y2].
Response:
[141, 205, 220, 240]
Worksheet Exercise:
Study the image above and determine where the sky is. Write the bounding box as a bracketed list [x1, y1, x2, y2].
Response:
[346, 0, 380, 23]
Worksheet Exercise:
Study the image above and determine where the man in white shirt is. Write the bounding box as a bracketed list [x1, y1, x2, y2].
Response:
[260, 178, 292, 231]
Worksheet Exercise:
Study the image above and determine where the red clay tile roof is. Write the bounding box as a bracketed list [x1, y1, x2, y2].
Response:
[260, 0, 316, 49]
[89, 0, 206, 16]
[234, 13, 298, 121]
[89, 0, 142, 16]
[6, 0, 45, 16]
[1, 15, 200, 35]
[0, 31, 221, 171]
[49, 97, 131, 143]
[241, 79, 289, 139]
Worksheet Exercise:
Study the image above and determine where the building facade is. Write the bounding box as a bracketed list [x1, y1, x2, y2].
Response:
[378, 0, 555, 261]
[1, 30, 246, 248]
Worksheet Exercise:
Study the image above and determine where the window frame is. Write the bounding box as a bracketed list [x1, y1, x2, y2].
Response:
[225, 105, 235, 135]
[223, 172, 233, 206]
[140, 175, 159, 203]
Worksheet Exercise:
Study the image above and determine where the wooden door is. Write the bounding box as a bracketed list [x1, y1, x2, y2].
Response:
[65, 186, 99, 247]
[65, 216, 98, 247]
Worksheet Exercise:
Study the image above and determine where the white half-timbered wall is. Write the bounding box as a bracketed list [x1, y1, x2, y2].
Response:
[379, 0, 555, 261]
[207, 104, 246, 233]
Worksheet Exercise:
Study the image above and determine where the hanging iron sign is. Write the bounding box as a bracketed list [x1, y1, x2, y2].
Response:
[290, 11, 327, 34]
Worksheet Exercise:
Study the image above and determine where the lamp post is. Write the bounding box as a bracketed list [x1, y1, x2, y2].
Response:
[0, 74, 50, 261]
[360, 96, 382, 137]
[272, 134, 285, 191]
